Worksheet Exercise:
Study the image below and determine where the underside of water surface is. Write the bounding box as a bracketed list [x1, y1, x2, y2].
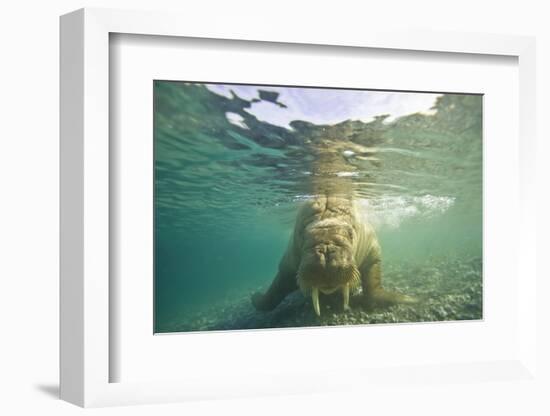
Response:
[153, 81, 482, 333]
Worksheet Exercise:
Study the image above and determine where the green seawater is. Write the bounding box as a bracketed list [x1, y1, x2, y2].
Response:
[154, 82, 482, 333]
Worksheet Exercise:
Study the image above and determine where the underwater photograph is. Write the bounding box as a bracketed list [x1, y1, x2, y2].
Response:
[154, 81, 483, 333]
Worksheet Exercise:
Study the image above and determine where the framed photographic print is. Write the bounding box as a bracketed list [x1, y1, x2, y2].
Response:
[60, 8, 538, 408]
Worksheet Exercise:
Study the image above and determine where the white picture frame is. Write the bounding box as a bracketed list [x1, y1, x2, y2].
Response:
[60, 7, 538, 408]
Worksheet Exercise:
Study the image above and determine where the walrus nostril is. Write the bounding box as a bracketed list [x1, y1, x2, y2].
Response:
[315, 250, 326, 266]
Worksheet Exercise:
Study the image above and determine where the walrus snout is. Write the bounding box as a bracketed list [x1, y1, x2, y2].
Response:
[314, 244, 354, 267]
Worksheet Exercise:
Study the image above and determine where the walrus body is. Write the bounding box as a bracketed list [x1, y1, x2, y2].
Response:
[252, 137, 414, 315]
[252, 193, 413, 315]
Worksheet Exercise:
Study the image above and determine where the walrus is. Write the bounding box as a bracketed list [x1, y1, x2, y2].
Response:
[251, 138, 415, 316]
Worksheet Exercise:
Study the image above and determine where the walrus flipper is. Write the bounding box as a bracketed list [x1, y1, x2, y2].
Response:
[252, 260, 297, 312]
[360, 243, 416, 308]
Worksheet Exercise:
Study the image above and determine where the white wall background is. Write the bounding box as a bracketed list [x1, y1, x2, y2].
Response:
[0, 1, 548, 415]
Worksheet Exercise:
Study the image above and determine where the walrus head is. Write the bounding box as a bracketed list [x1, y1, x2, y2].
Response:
[297, 218, 361, 316]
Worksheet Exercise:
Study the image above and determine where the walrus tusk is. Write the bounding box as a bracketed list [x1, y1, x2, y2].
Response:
[312, 287, 320, 316]
[342, 283, 350, 311]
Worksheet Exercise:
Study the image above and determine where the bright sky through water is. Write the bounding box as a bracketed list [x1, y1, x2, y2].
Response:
[206, 84, 442, 129]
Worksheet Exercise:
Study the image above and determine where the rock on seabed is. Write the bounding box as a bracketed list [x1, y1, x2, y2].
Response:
[162, 256, 482, 333]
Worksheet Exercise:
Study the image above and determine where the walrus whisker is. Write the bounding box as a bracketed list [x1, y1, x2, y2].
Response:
[350, 267, 361, 288]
